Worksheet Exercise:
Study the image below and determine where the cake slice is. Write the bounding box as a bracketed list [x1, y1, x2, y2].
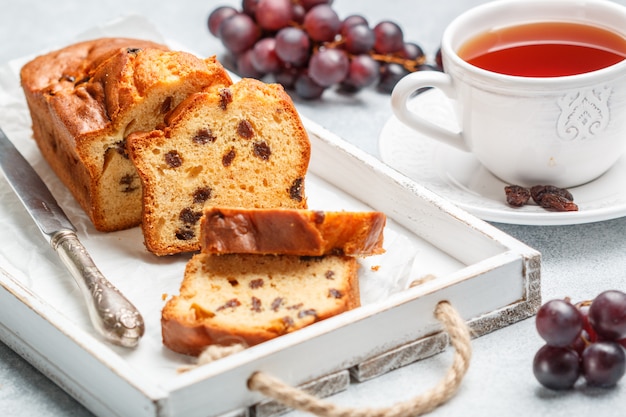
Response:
[201, 207, 386, 256]
[161, 253, 360, 356]
[20, 38, 233, 231]
[127, 78, 310, 255]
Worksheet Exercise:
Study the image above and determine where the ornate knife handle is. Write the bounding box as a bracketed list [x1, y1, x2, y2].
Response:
[51, 230, 145, 347]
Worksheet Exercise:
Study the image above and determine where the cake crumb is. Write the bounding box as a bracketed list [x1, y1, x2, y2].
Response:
[409, 274, 437, 288]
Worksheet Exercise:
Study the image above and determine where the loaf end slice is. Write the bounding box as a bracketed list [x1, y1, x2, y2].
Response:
[201, 207, 386, 256]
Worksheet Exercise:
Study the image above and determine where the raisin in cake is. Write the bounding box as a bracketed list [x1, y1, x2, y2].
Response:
[201, 207, 386, 256]
[20, 38, 232, 231]
[161, 253, 360, 356]
[127, 78, 310, 256]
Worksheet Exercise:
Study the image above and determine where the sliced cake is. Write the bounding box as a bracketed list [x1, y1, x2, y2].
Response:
[127, 78, 310, 255]
[161, 253, 360, 356]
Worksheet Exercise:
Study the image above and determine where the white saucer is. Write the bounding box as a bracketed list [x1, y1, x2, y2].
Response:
[379, 88, 626, 226]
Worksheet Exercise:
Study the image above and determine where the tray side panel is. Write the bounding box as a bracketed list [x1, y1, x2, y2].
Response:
[467, 249, 542, 337]
[0, 269, 164, 417]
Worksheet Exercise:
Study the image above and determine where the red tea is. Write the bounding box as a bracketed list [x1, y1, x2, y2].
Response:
[457, 21, 626, 77]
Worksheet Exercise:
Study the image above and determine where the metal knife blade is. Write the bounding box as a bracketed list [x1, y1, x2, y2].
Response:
[0, 128, 144, 347]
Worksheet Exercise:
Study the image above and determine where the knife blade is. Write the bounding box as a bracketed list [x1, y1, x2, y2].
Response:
[0, 128, 144, 348]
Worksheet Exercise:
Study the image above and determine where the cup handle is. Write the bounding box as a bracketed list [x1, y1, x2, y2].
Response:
[391, 71, 470, 152]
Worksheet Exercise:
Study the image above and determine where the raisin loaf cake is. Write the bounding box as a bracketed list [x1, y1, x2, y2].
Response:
[161, 253, 360, 356]
[20, 38, 232, 231]
[201, 207, 386, 256]
[127, 78, 310, 256]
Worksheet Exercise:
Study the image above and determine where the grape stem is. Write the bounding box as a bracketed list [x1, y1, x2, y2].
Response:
[370, 52, 427, 72]
[313, 38, 428, 72]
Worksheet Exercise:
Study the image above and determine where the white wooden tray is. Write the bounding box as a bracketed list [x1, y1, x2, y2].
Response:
[0, 17, 541, 417]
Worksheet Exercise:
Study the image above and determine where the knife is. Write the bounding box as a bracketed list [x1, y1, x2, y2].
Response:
[0, 128, 144, 348]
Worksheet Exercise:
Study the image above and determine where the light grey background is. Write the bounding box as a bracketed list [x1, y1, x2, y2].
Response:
[2, 0, 626, 416]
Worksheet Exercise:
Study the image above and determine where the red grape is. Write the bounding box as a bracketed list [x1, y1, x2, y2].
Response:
[373, 21, 404, 54]
[292, 4, 306, 24]
[294, 72, 326, 100]
[275, 66, 300, 89]
[219, 13, 261, 54]
[581, 341, 626, 387]
[255, 0, 293, 31]
[242, 0, 260, 17]
[536, 299, 584, 347]
[303, 4, 341, 42]
[275, 27, 310, 66]
[435, 47, 443, 70]
[236, 49, 265, 78]
[300, 0, 333, 11]
[208, 6, 237, 37]
[400, 42, 425, 61]
[377, 63, 410, 93]
[533, 345, 581, 390]
[251, 37, 282, 74]
[340, 15, 369, 35]
[588, 290, 626, 340]
[308, 48, 349, 87]
[342, 54, 380, 90]
[570, 331, 588, 356]
[344, 24, 375, 55]
[576, 301, 598, 343]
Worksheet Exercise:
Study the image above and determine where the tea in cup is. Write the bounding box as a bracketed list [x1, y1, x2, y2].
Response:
[391, 0, 626, 188]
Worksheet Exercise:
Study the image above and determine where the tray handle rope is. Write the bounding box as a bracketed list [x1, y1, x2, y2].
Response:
[247, 301, 472, 417]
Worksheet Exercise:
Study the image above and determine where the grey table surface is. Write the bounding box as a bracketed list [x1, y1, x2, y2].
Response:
[2, 0, 626, 416]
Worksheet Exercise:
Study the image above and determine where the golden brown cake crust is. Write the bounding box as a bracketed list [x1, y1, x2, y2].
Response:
[201, 207, 386, 256]
[20, 38, 167, 92]
[21, 38, 170, 145]
[161, 253, 360, 356]
[20, 38, 232, 231]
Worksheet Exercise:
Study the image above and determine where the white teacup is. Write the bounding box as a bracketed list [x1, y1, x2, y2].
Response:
[391, 0, 626, 188]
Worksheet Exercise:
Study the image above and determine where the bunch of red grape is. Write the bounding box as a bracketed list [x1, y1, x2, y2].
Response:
[208, 0, 438, 99]
[533, 290, 626, 390]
